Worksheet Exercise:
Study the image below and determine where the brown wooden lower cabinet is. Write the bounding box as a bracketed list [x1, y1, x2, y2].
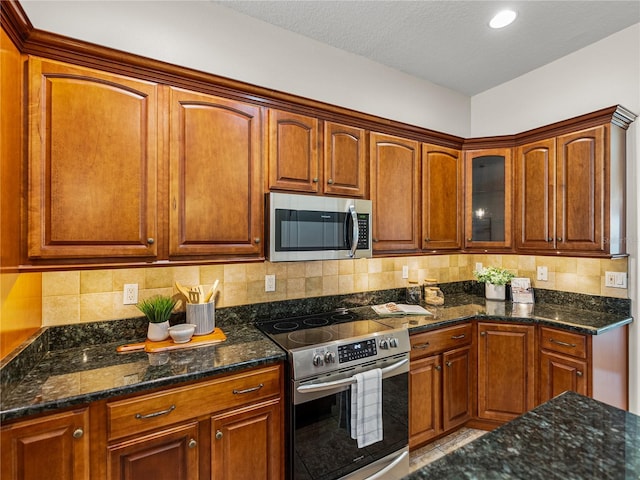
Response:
[409, 323, 472, 448]
[107, 422, 199, 480]
[1, 407, 90, 480]
[539, 350, 588, 401]
[477, 322, 536, 423]
[211, 399, 281, 480]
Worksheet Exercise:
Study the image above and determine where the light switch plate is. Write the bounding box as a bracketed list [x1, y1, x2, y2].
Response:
[402, 266, 409, 279]
[605, 271, 627, 288]
[265, 274, 276, 292]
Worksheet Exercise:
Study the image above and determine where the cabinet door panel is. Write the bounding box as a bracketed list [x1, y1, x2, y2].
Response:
[268, 110, 319, 193]
[556, 126, 605, 251]
[211, 400, 281, 480]
[409, 355, 441, 447]
[464, 148, 512, 249]
[108, 422, 198, 480]
[515, 139, 555, 250]
[422, 144, 462, 250]
[539, 351, 587, 404]
[324, 122, 367, 197]
[370, 133, 421, 252]
[442, 346, 471, 431]
[1, 408, 89, 480]
[28, 57, 157, 258]
[477, 323, 535, 422]
[169, 88, 263, 257]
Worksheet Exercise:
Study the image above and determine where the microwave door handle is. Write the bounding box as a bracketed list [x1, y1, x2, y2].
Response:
[296, 358, 408, 394]
[348, 205, 359, 258]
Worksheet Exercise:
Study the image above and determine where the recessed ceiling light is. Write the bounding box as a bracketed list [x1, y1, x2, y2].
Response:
[489, 9, 517, 29]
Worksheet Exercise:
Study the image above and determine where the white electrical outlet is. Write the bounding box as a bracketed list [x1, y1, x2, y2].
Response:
[537, 266, 548, 281]
[475, 263, 483, 272]
[402, 265, 409, 279]
[123, 284, 138, 304]
[265, 274, 276, 292]
[605, 271, 627, 288]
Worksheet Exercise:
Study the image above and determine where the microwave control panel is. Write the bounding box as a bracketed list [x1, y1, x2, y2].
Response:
[357, 214, 369, 248]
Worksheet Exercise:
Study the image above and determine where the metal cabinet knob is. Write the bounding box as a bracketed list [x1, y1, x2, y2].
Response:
[480, 331, 486, 336]
[312, 178, 319, 183]
[327, 179, 334, 184]
[445, 361, 452, 368]
[254, 237, 261, 244]
[188, 439, 197, 449]
[576, 371, 583, 377]
[424, 238, 430, 242]
[373, 238, 378, 242]
[467, 238, 472, 241]
[557, 237, 563, 242]
[215, 430, 223, 440]
[147, 238, 155, 244]
[547, 237, 553, 242]
[73, 428, 84, 439]
[435, 365, 442, 371]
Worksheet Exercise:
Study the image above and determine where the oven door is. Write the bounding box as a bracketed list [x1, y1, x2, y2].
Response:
[291, 354, 409, 480]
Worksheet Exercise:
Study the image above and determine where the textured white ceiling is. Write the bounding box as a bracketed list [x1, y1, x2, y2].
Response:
[215, 1, 640, 96]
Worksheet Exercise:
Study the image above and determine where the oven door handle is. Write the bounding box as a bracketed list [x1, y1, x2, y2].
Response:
[296, 358, 408, 394]
[363, 450, 409, 480]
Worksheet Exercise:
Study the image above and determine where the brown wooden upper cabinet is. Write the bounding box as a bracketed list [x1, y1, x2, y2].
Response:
[168, 87, 263, 258]
[516, 124, 626, 255]
[267, 109, 319, 193]
[464, 148, 513, 250]
[323, 121, 367, 197]
[422, 144, 463, 250]
[267, 110, 367, 197]
[370, 133, 421, 253]
[27, 57, 159, 259]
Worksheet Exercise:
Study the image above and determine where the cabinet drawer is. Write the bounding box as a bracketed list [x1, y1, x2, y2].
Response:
[107, 364, 281, 441]
[410, 323, 472, 359]
[539, 327, 587, 359]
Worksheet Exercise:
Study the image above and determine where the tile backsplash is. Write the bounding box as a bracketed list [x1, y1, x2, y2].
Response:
[30, 254, 629, 326]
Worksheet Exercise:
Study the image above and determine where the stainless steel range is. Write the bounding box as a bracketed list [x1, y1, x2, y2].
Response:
[257, 309, 410, 480]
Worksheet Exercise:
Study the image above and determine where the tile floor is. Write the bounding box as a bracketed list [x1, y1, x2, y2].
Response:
[409, 427, 488, 472]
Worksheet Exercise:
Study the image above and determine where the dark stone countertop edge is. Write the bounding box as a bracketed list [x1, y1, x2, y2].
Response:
[0, 349, 287, 423]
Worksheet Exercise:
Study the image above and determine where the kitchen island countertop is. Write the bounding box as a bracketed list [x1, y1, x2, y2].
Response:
[403, 390, 640, 479]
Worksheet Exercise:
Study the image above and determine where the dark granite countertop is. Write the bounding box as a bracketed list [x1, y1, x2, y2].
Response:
[403, 390, 640, 479]
[1, 288, 631, 423]
[370, 293, 632, 335]
[0, 321, 286, 422]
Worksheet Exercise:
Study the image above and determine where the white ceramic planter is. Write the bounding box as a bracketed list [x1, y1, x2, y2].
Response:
[485, 283, 506, 301]
[147, 320, 170, 342]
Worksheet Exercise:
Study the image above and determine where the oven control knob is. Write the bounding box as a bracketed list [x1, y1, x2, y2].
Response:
[324, 351, 336, 363]
[379, 339, 389, 349]
[312, 354, 324, 366]
[389, 337, 398, 348]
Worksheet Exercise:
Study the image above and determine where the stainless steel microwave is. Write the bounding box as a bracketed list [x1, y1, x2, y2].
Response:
[266, 192, 372, 262]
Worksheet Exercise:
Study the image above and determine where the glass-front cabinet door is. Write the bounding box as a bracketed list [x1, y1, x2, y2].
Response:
[464, 148, 513, 249]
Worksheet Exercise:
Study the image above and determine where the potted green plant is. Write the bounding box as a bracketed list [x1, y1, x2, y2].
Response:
[137, 295, 177, 341]
[473, 266, 515, 301]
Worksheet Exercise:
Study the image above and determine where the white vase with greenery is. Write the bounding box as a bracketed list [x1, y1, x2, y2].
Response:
[137, 295, 177, 342]
[473, 267, 515, 301]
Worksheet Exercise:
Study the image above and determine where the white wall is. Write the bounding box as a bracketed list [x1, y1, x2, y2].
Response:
[471, 23, 640, 414]
[20, 0, 470, 137]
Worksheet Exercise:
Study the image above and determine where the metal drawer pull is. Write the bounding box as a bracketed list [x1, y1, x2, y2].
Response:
[73, 428, 84, 439]
[135, 404, 176, 420]
[297, 358, 408, 394]
[233, 383, 264, 395]
[364, 450, 409, 480]
[549, 338, 576, 348]
[412, 342, 430, 349]
[451, 334, 466, 339]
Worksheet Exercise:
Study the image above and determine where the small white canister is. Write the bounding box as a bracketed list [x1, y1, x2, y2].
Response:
[186, 301, 215, 335]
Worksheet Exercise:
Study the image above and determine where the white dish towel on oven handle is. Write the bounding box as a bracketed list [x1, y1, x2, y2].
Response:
[350, 368, 383, 448]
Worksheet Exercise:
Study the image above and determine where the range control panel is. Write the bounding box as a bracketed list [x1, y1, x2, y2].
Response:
[338, 338, 377, 363]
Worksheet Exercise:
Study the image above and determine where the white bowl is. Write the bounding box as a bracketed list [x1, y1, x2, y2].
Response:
[168, 324, 196, 343]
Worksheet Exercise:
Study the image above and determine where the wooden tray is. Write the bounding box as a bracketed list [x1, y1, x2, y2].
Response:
[117, 328, 227, 353]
